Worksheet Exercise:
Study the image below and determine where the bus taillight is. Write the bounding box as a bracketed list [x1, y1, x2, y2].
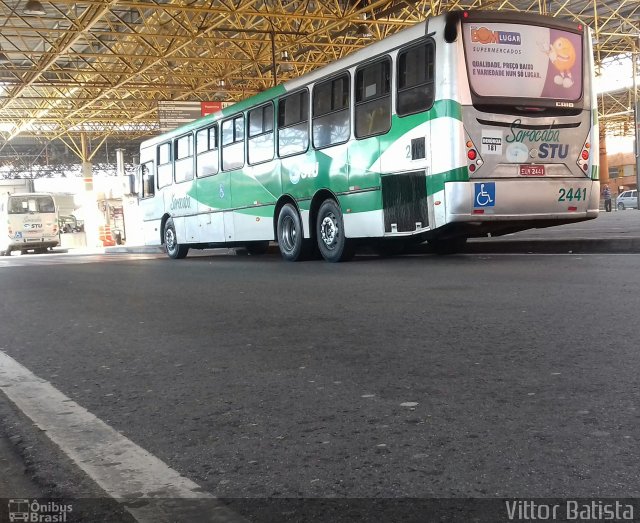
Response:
[577, 134, 593, 173]
[464, 135, 483, 174]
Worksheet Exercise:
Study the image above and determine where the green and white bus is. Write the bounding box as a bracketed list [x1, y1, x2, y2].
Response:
[136, 10, 599, 262]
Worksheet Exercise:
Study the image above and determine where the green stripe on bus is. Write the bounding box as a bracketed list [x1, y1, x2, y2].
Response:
[389, 99, 462, 136]
[428, 166, 469, 194]
[338, 190, 382, 214]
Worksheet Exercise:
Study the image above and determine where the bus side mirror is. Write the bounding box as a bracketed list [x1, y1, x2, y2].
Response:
[444, 11, 459, 43]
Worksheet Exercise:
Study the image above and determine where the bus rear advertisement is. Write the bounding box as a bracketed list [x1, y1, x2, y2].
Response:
[135, 10, 598, 262]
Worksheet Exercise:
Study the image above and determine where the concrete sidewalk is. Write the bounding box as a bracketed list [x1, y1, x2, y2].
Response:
[460, 210, 640, 254]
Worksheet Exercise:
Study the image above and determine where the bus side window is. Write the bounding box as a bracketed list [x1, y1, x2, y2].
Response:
[355, 57, 391, 138]
[141, 161, 155, 198]
[221, 115, 245, 171]
[196, 125, 219, 178]
[312, 73, 350, 149]
[397, 41, 435, 116]
[278, 89, 309, 157]
[174, 134, 194, 183]
[157, 142, 173, 188]
[248, 103, 275, 165]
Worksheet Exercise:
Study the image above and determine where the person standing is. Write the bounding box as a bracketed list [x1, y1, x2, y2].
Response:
[603, 185, 612, 212]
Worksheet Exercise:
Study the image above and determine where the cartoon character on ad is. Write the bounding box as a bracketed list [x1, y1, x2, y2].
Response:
[541, 36, 577, 88]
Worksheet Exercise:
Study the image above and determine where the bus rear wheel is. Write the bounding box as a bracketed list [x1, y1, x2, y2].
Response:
[316, 199, 354, 263]
[164, 218, 189, 259]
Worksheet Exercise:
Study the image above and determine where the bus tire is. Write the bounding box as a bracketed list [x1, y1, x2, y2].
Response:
[316, 199, 354, 263]
[164, 218, 189, 259]
[276, 204, 310, 261]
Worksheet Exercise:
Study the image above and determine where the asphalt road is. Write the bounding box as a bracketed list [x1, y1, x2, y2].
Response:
[1, 249, 640, 521]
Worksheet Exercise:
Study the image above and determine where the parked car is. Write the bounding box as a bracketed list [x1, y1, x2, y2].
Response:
[616, 190, 638, 210]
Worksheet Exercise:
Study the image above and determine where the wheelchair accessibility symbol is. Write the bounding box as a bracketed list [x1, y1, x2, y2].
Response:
[474, 182, 495, 208]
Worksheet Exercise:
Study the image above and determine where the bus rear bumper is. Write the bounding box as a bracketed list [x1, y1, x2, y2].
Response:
[445, 179, 599, 224]
[8, 239, 59, 251]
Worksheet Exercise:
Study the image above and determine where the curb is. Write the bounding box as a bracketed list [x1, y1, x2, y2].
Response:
[100, 238, 640, 257]
[103, 246, 166, 255]
[461, 238, 640, 254]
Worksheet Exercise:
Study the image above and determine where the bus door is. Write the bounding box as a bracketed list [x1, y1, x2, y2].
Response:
[137, 161, 164, 246]
[195, 171, 230, 244]
[195, 124, 229, 244]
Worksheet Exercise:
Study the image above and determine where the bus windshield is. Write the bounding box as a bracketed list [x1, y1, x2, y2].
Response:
[462, 21, 583, 102]
[8, 195, 56, 214]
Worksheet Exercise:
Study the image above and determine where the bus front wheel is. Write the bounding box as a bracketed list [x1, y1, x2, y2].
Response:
[316, 199, 354, 263]
[164, 218, 189, 259]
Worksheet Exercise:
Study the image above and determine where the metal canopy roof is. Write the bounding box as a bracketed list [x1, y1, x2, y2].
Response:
[0, 0, 638, 160]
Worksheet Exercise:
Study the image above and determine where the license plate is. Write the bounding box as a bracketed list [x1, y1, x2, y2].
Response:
[519, 165, 545, 176]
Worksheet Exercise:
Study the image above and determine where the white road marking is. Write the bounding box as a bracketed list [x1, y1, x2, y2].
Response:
[0, 351, 244, 523]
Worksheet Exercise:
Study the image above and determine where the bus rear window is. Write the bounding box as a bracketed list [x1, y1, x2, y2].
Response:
[462, 22, 582, 102]
[8, 195, 56, 214]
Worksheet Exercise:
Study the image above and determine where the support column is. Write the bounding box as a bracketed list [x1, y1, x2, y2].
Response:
[599, 126, 609, 187]
[80, 133, 102, 248]
[634, 38, 640, 209]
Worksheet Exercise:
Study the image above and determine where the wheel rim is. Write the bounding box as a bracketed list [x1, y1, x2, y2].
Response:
[280, 215, 297, 253]
[320, 212, 339, 250]
[165, 226, 176, 252]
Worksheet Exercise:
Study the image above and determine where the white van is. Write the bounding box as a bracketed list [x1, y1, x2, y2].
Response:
[0, 193, 60, 255]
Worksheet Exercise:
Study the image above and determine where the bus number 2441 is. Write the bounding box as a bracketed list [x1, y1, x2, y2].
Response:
[558, 188, 587, 202]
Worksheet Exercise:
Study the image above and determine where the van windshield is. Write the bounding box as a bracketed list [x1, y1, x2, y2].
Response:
[8, 195, 56, 214]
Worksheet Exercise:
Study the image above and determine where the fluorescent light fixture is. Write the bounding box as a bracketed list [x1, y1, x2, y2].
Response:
[354, 13, 372, 39]
[279, 51, 294, 73]
[355, 24, 372, 38]
[24, 0, 46, 16]
[213, 80, 226, 101]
